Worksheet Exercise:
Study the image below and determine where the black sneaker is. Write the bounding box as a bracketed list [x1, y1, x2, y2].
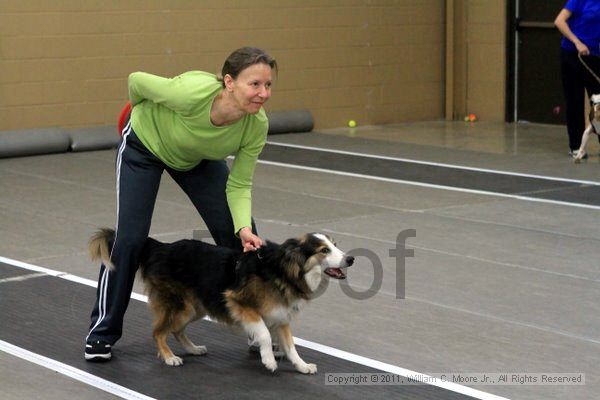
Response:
[85, 340, 111, 362]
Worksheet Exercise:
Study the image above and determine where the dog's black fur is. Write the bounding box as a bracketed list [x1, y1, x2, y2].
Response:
[138, 236, 320, 322]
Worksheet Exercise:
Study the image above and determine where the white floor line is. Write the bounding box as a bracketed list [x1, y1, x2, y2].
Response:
[0, 272, 47, 283]
[255, 159, 600, 211]
[0, 340, 156, 400]
[266, 141, 600, 186]
[0, 255, 508, 400]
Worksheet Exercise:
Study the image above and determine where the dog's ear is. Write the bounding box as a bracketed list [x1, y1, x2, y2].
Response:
[281, 239, 305, 279]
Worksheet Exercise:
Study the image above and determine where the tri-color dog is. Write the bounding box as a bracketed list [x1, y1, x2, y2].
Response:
[89, 229, 354, 374]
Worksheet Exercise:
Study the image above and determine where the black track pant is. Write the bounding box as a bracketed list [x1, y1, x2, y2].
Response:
[560, 50, 600, 151]
[86, 121, 255, 344]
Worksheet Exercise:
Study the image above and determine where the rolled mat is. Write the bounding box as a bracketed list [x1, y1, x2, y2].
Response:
[68, 126, 120, 152]
[0, 128, 71, 158]
[0, 109, 313, 158]
[266, 110, 313, 134]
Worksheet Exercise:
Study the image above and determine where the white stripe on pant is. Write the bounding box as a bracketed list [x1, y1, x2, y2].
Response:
[86, 121, 131, 341]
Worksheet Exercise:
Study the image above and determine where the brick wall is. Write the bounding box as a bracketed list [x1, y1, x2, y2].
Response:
[464, 0, 506, 121]
[0, 1, 453, 130]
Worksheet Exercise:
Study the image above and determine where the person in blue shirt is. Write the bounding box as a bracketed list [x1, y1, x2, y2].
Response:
[555, 0, 600, 158]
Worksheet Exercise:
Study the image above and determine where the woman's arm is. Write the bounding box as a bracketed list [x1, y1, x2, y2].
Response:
[226, 122, 268, 250]
[555, 8, 590, 55]
[128, 72, 192, 112]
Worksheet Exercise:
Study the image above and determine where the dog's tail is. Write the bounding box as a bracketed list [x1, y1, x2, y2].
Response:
[89, 228, 116, 270]
[89, 228, 165, 273]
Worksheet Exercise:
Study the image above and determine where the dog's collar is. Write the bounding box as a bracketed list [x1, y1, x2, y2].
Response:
[235, 249, 263, 273]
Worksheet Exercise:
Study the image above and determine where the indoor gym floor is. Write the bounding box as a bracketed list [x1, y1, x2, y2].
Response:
[0, 120, 599, 400]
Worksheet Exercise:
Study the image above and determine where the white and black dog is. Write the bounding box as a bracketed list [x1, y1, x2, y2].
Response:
[89, 229, 354, 374]
[574, 93, 600, 162]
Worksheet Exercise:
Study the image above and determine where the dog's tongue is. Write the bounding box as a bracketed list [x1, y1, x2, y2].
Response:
[325, 267, 346, 279]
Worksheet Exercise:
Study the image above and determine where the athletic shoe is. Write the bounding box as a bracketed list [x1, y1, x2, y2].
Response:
[569, 150, 588, 159]
[85, 340, 112, 362]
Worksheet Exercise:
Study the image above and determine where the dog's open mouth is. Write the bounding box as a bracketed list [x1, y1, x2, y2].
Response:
[324, 267, 346, 279]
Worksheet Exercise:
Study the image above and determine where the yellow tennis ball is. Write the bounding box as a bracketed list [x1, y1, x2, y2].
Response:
[348, 120, 357, 128]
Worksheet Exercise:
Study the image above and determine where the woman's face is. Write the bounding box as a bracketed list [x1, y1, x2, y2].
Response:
[226, 63, 273, 114]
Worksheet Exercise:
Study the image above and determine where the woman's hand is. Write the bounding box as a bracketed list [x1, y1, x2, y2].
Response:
[239, 227, 263, 252]
[575, 41, 590, 56]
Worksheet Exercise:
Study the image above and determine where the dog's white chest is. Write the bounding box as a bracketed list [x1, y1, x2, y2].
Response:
[264, 302, 304, 326]
[305, 266, 322, 291]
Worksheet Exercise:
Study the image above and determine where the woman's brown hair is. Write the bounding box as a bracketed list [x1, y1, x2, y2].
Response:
[217, 47, 277, 87]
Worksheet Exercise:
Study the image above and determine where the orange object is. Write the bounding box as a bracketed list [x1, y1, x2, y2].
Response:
[468, 113, 477, 122]
[117, 101, 132, 136]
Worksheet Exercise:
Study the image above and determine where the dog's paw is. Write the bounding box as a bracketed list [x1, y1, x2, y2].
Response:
[187, 345, 207, 356]
[295, 362, 317, 374]
[262, 357, 278, 373]
[164, 355, 183, 366]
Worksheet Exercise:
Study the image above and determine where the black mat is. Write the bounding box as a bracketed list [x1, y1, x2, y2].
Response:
[0, 262, 475, 400]
[0, 264, 39, 280]
[261, 144, 600, 206]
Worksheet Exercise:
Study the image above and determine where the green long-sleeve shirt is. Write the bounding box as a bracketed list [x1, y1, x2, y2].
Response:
[128, 71, 268, 234]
